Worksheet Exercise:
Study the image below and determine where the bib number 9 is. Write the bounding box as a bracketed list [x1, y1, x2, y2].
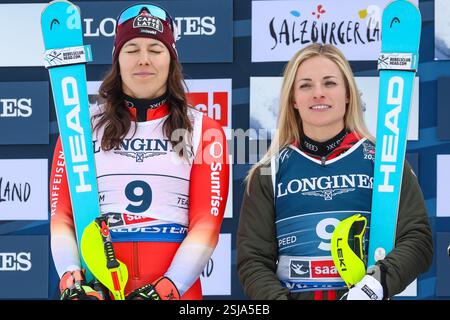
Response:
[316, 218, 340, 251]
[125, 180, 152, 213]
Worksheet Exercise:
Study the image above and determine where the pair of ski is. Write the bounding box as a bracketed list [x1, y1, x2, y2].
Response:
[43, 0, 420, 298]
[41, 0, 128, 299]
[332, 0, 421, 289]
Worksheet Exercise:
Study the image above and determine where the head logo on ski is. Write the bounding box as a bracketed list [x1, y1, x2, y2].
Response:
[390, 17, 400, 28]
[50, 18, 59, 30]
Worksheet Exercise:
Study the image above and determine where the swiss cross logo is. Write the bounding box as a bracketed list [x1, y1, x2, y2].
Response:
[187, 91, 229, 127]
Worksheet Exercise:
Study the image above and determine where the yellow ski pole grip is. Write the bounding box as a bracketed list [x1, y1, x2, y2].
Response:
[331, 214, 367, 288]
[81, 216, 129, 300]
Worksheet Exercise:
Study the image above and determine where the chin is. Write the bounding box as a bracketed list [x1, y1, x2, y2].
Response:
[306, 119, 337, 127]
[304, 119, 345, 132]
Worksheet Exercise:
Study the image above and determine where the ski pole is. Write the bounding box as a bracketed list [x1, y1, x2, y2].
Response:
[331, 214, 367, 288]
[81, 216, 129, 300]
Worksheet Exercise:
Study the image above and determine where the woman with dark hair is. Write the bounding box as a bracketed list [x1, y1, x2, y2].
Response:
[50, 3, 229, 300]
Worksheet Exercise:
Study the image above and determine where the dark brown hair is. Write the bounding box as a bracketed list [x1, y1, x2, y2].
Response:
[93, 59, 193, 157]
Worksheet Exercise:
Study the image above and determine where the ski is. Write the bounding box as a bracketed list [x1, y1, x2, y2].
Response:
[367, 0, 421, 268]
[41, 0, 99, 281]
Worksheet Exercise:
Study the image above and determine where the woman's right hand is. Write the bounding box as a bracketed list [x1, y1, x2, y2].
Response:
[59, 270, 105, 300]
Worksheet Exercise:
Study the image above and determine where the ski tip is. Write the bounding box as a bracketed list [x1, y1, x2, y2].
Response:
[381, 0, 421, 53]
[41, 0, 77, 14]
[41, 0, 83, 49]
[384, 0, 421, 23]
[41, 0, 81, 21]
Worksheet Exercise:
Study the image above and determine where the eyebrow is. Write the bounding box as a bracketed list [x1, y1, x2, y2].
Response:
[124, 43, 164, 48]
[297, 75, 338, 82]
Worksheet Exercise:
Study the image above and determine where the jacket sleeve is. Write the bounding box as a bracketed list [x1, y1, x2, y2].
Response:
[378, 161, 433, 298]
[50, 136, 81, 278]
[164, 115, 229, 296]
[237, 165, 291, 300]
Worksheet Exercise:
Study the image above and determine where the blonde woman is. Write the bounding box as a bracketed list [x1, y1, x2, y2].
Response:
[237, 44, 432, 300]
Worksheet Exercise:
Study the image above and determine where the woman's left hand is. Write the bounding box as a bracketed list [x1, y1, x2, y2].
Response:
[126, 276, 180, 300]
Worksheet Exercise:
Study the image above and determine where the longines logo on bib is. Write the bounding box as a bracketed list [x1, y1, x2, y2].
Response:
[277, 173, 373, 200]
[94, 138, 173, 162]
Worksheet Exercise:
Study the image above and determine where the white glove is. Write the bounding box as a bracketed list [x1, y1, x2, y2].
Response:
[341, 274, 384, 300]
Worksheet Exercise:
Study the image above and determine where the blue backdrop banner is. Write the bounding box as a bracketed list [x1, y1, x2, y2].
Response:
[0, 235, 48, 299]
[78, 1, 233, 64]
[0, 82, 49, 145]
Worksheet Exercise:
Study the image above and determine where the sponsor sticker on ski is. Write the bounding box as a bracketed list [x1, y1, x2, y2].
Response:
[44, 45, 92, 68]
[378, 53, 418, 71]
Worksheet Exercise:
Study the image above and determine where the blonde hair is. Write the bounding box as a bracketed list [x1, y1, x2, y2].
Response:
[246, 43, 374, 189]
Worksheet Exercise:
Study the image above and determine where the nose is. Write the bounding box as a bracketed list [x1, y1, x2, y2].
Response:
[313, 84, 325, 100]
[138, 51, 152, 66]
